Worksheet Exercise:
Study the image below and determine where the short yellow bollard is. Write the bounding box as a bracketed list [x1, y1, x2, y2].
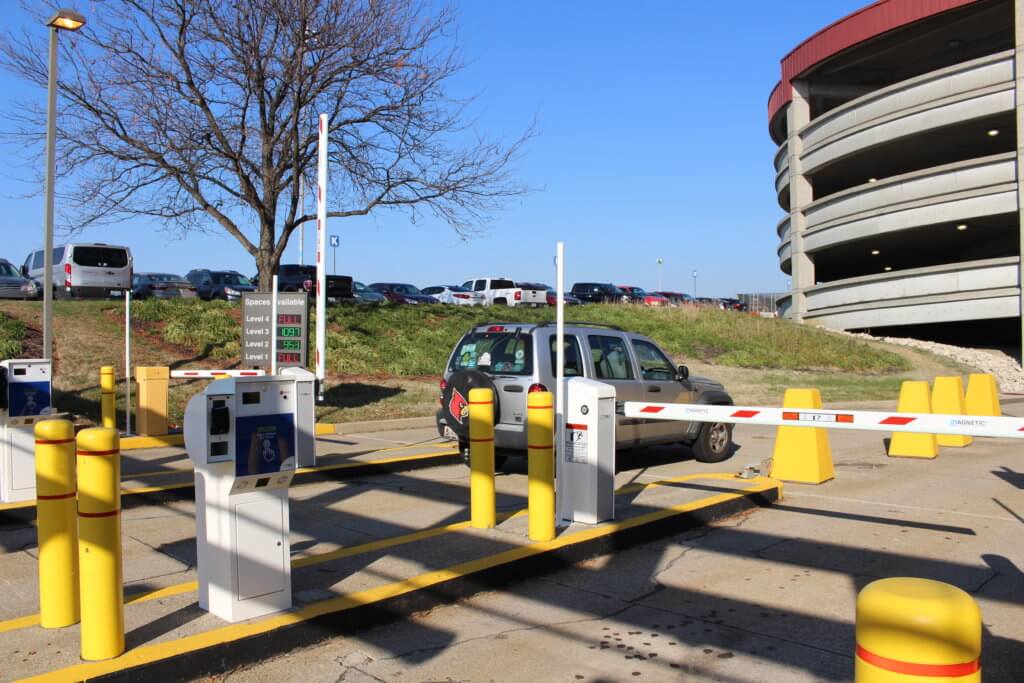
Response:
[931, 376, 972, 448]
[134, 366, 169, 436]
[77, 427, 125, 661]
[888, 381, 938, 459]
[770, 388, 834, 484]
[527, 391, 555, 542]
[468, 387, 496, 529]
[99, 366, 116, 430]
[855, 577, 981, 682]
[965, 373, 1001, 417]
[34, 419, 80, 628]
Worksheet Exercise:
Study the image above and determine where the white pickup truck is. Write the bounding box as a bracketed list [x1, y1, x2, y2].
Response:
[461, 277, 547, 307]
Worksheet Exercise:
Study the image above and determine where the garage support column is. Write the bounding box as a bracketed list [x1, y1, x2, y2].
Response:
[787, 80, 815, 322]
[1015, 0, 1024, 364]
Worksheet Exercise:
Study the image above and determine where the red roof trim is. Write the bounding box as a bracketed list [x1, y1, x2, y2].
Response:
[768, 0, 981, 123]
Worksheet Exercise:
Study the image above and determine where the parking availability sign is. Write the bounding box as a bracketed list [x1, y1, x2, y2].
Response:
[242, 292, 310, 370]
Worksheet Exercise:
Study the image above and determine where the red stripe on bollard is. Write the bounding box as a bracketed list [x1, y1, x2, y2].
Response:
[856, 645, 979, 677]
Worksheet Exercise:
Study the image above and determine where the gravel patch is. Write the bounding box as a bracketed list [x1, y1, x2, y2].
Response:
[841, 331, 1024, 393]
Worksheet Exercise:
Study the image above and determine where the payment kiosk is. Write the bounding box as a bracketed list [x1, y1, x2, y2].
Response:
[557, 377, 616, 524]
[281, 366, 316, 468]
[1, 359, 54, 503]
[185, 374, 305, 622]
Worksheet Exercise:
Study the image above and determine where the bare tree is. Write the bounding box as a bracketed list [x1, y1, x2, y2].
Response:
[1, 0, 531, 288]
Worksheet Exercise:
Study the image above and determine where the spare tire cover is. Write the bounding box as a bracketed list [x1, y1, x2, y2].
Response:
[441, 370, 499, 442]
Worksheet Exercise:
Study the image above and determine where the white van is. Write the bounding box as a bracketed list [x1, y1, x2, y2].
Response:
[22, 243, 133, 299]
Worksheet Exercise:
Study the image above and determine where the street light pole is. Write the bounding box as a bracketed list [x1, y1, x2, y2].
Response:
[42, 8, 86, 361]
[656, 257, 663, 291]
[692, 270, 698, 299]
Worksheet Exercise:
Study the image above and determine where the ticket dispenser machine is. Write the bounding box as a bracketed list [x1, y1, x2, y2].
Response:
[184, 375, 301, 622]
[557, 377, 616, 525]
[1, 359, 54, 503]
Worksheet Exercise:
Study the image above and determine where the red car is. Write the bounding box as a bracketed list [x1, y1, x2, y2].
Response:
[618, 285, 670, 306]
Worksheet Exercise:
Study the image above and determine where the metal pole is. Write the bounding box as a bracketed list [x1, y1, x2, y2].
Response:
[554, 241, 565, 524]
[124, 290, 131, 436]
[298, 175, 304, 266]
[315, 114, 328, 400]
[42, 27, 58, 360]
[656, 257, 663, 291]
[692, 270, 697, 299]
[271, 274, 279, 375]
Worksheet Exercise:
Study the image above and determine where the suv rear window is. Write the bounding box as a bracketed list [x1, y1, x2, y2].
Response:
[72, 247, 129, 268]
[450, 331, 533, 376]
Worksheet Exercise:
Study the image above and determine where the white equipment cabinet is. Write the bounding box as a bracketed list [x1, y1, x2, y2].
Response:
[1, 359, 54, 503]
[557, 377, 616, 524]
[185, 374, 311, 622]
[281, 366, 317, 467]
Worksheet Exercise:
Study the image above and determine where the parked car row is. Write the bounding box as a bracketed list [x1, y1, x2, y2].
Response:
[3, 242, 749, 310]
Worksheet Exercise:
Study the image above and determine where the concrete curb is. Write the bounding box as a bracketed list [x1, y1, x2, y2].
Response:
[88, 485, 778, 682]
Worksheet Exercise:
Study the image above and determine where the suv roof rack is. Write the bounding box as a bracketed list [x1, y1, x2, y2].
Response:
[535, 321, 624, 331]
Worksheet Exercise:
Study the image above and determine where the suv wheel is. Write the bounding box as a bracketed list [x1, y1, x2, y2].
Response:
[691, 421, 734, 463]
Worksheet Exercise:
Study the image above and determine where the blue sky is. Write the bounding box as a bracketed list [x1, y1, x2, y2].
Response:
[0, 1, 866, 297]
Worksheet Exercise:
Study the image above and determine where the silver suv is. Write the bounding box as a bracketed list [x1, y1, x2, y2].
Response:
[436, 322, 736, 467]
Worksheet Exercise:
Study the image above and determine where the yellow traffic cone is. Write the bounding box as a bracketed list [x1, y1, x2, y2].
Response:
[888, 381, 938, 459]
[931, 376, 972, 448]
[770, 388, 834, 484]
[965, 373, 1001, 417]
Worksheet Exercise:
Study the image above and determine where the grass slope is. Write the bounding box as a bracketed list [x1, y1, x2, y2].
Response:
[0, 311, 26, 357]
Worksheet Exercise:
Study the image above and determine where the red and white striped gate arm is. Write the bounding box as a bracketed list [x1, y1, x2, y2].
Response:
[622, 402, 1024, 439]
[170, 369, 267, 379]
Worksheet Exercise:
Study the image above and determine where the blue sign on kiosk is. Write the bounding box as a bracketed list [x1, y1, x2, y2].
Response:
[1, 359, 55, 503]
[235, 414, 295, 477]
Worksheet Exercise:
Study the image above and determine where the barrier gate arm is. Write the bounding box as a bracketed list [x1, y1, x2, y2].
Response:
[622, 402, 1023, 440]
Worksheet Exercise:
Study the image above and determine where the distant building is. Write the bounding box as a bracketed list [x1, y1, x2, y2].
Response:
[769, 0, 1022, 352]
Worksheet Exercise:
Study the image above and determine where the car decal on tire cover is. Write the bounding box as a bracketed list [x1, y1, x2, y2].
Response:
[448, 388, 468, 425]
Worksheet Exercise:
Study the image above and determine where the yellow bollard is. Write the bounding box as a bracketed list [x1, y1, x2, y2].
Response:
[99, 366, 116, 430]
[77, 427, 124, 661]
[931, 376, 972, 448]
[855, 577, 981, 682]
[527, 391, 555, 542]
[888, 381, 938, 459]
[468, 387, 496, 529]
[134, 366, 169, 436]
[965, 373, 1001, 417]
[769, 388, 834, 484]
[34, 419, 80, 628]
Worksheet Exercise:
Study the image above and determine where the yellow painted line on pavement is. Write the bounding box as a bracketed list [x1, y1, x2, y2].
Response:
[120, 434, 184, 450]
[17, 476, 778, 683]
[0, 472, 756, 637]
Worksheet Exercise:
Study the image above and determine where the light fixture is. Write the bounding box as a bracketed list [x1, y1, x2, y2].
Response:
[47, 9, 86, 31]
[956, 223, 968, 231]
[883, 266, 892, 272]
[868, 177, 878, 183]
[987, 129, 1000, 137]
[870, 249, 880, 255]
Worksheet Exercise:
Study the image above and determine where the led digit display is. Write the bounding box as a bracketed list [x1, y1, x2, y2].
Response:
[278, 313, 301, 324]
[277, 326, 302, 338]
[276, 352, 301, 363]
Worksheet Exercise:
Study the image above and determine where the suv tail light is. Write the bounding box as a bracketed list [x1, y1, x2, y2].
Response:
[439, 377, 447, 392]
[514, 290, 522, 301]
[64, 262, 71, 289]
[486, 325, 505, 332]
[528, 383, 548, 393]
